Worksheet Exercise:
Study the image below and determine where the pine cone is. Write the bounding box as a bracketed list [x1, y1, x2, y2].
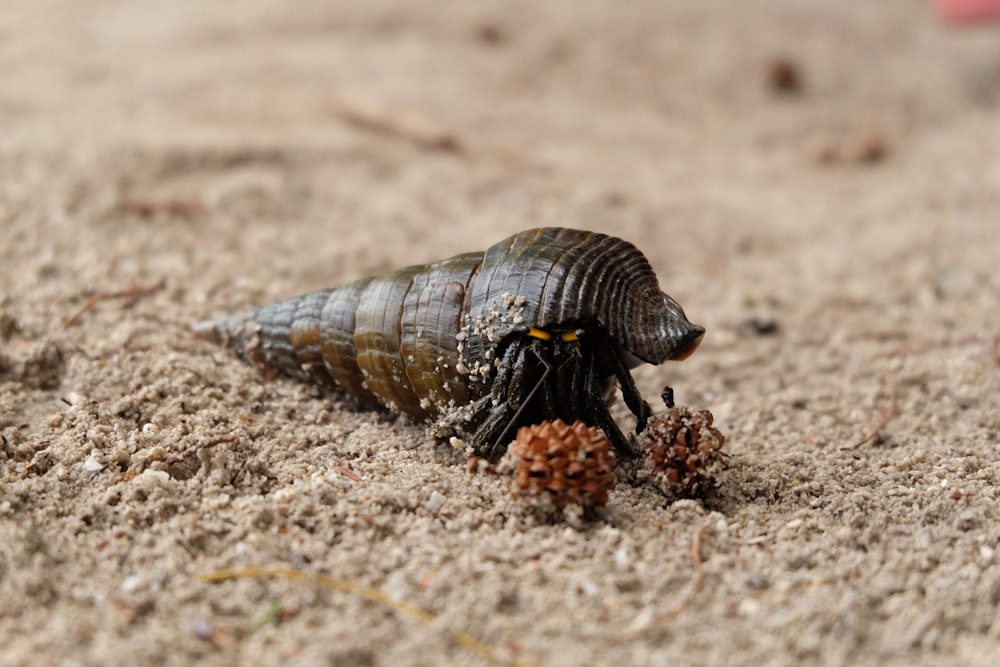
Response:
[639, 407, 727, 498]
[506, 419, 615, 508]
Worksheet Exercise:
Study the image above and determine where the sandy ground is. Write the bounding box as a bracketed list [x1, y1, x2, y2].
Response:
[2, 1, 999, 665]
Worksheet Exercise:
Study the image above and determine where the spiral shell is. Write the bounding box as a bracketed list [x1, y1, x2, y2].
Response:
[195, 228, 704, 459]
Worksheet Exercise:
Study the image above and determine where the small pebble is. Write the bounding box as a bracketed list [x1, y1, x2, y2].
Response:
[120, 575, 143, 594]
[191, 618, 213, 640]
[425, 490, 445, 512]
[83, 455, 105, 472]
[140, 468, 171, 489]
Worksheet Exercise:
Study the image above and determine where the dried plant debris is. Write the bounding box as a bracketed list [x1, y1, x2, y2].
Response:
[637, 407, 728, 499]
[503, 419, 615, 509]
[814, 131, 888, 165]
[766, 55, 804, 95]
[0, 310, 20, 340]
[739, 316, 780, 337]
[478, 406, 729, 513]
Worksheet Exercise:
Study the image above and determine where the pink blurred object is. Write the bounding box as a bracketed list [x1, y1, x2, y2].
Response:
[935, 0, 1000, 24]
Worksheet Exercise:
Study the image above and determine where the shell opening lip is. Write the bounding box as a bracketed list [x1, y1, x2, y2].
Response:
[672, 324, 705, 361]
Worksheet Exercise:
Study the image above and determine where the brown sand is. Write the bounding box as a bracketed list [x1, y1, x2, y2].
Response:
[2, 1, 999, 665]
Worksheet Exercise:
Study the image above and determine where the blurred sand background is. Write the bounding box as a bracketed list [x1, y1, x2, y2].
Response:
[1, 1, 999, 665]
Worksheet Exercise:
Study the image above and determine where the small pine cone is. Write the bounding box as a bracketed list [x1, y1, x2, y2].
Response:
[639, 407, 727, 498]
[505, 419, 615, 508]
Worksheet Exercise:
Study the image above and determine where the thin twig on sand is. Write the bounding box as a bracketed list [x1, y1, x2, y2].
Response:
[200, 567, 505, 662]
[623, 521, 710, 638]
[332, 95, 465, 154]
[165, 433, 237, 465]
[845, 374, 897, 449]
[667, 521, 708, 618]
[62, 278, 167, 329]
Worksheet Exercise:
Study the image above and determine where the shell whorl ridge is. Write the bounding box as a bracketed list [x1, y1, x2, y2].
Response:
[464, 228, 703, 364]
[194, 227, 704, 423]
